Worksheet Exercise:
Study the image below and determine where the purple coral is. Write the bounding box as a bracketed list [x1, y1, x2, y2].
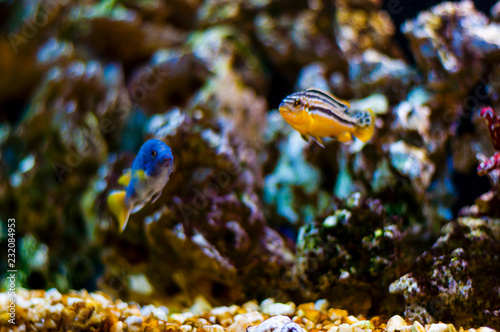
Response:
[478, 107, 500, 176]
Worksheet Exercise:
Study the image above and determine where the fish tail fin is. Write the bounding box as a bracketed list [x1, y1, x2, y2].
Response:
[352, 108, 375, 143]
[353, 125, 374, 143]
[107, 190, 131, 232]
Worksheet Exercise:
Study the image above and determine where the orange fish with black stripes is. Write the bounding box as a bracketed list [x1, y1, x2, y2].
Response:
[278, 88, 375, 147]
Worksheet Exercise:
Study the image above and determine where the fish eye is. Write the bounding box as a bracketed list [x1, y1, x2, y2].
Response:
[151, 150, 156, 158]
[294, 99, 302, 107]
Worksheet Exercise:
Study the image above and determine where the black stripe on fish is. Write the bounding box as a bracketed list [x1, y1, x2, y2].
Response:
[306, 89, 349, 113]
[309, 105, 358, 127]
[307, 94, 348, 115]
[307, 96, 358, 126]
[281, 91, 360, 127]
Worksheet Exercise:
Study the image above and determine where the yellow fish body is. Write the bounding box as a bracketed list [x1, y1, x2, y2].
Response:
[278, 89, 375, 147]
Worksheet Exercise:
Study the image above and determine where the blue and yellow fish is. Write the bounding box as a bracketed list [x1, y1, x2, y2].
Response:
[107, 139, 174, 232]
[279, 89, 375, 147]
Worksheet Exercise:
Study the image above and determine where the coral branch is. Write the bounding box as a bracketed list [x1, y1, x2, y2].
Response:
[478, 152, 500, 176]
[477, 107, 500, 176]
[480, 106, 500, 150]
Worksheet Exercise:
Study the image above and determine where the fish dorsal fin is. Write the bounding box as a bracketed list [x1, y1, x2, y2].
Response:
[118, 169, 147, 187]
[306, 88, 350, 112]
[132, 169, 147, 181]
[118, 170, 132, 186]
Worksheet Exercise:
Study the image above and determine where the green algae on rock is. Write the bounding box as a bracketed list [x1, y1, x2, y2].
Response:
[292, 193, 411, 316]
[390, 217, 500, 328]
[0, 58, 129, 292]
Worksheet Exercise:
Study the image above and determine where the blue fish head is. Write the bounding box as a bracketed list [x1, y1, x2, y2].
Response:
[136, 139, 174, 177]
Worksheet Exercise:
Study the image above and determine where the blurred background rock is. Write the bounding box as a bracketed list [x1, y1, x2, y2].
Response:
[1, 0, 500, 328]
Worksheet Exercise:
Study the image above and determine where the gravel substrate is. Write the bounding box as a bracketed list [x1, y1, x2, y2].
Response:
[0, 289, 497, 332]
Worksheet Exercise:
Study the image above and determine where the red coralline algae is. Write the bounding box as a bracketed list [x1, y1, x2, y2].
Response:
[478, 107, 500, 176]
[478, 152, 500, 176]
[480, 107, 500, 150]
